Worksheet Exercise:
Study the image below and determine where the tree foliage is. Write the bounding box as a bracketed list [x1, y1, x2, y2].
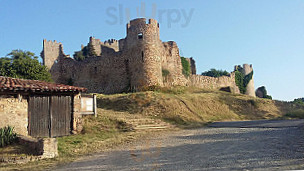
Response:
[201, 68, 230, 77]
[293, 98, 304, 105]
[162, 69, 170, 77]
[180, 57, 191, 77]
[0, 50, 52, 82]
[235, 70, 245, 94]
[256, 86, 272, 100]
[234, 65, 253, 94]
[73, 42, 97, 61]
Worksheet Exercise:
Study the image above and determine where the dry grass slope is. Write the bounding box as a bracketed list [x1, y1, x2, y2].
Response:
[97, 87, 303, 127]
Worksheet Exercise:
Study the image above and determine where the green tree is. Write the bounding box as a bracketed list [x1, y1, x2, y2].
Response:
[234, 65, 253, 94]
[0, 50, 52, 82]
[180, 57, 191, 77]
[201, 68, 230, 77]
[73, 51, 85, 61]
[235, 70, 245, 94]
[293, 98, 304, 105]
[73, 43, 97, 61]
[86, 42, 97, 57]
[256, 86, 272, 100]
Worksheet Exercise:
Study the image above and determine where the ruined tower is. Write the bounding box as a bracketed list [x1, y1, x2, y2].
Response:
[242, 64, 255, 97]
[123, 18, 163, 90]
[42, 39, 64, 69]
[42, 39, 65, 82]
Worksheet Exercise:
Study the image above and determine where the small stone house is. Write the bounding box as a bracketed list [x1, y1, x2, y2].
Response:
[0, 76, 87, 137]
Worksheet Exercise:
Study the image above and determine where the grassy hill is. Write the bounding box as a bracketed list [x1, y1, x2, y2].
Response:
[97, 87, 302, 128]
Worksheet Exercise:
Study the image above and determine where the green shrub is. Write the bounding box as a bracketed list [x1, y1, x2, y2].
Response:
[180, 57, 191, 77]
[284, 110, 304, 119]
[162, 69, 170, 77]
[293, 98, 304, 105]
[234, 66, 253, 94]
[235, 70, 245, 94]
[0, 126, 17, 147]
[201, 68, 230, 77]
[73, 42, 97, 61]
[255, 86, 272, 99]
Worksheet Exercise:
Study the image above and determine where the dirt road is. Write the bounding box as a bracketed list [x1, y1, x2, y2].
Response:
[55, 119, 304, 171]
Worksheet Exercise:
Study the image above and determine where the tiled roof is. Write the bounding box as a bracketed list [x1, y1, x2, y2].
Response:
[0, 76, 87, 92]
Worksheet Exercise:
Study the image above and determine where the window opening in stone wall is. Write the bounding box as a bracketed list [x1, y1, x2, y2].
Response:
[94, 67, 97, 73]
[142, 51, 144, 62]
[138, 33, 143, 39]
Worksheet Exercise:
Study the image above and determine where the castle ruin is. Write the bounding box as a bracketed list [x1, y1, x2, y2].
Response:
[42, 18, 255, 96]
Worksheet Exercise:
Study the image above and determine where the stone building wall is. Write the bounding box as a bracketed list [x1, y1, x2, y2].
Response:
[0, 95, 28, 135]
[189, 73, 240, 93]
[104, 39, 119, 52]
[161, 41, 188, 86]
[186, 57, 196, 75]
[89, 37, 119, 56]
[72, 93, 83, 133]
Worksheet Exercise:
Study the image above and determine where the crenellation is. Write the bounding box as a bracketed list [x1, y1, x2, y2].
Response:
[103, 39, 119, 52]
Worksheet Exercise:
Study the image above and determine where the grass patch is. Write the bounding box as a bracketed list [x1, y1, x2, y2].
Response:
[57, 113, 133, 158]
[284, 109, 304, 119]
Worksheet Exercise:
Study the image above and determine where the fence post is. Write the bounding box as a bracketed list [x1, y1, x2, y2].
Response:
[93, 94, 97, 117]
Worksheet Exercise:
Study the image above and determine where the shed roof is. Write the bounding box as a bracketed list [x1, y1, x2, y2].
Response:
[0, 76, 87, 93]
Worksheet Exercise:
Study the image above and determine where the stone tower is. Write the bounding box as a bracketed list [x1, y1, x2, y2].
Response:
[42, 39, 64, 69]
[124, 18, 163, 90]
[41, 39, 66, 82]
[242, 64, 255, 97]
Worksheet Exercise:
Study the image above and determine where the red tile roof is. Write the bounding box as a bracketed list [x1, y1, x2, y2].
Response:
[0, 76, 87, 92]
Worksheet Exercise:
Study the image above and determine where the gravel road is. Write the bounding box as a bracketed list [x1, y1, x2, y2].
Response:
[55, 119, 304, 171]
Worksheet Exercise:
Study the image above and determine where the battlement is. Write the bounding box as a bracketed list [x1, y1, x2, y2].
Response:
[242, 64, 253, 75]
[43, 39, 62, 46]
[42, 39, 64, 69]
[163, 41, 177, 47]
[127, 18, 159, 28]
[104, 39, 118, 45]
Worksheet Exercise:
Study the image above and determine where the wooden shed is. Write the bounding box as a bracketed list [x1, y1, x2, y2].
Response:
[0, 76, 87, 138]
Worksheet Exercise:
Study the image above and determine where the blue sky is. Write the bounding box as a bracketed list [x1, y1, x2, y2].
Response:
[0, 0, 303, 101]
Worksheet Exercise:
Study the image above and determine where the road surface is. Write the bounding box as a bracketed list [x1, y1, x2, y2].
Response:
[55, 119, 304, 171]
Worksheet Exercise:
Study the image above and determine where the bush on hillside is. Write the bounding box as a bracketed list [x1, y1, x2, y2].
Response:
[201, 68, 230, 78]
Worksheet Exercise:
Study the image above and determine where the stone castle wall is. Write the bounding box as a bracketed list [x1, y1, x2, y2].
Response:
[189, 73, 240, 93]
[42, 18, 251, 96]
[161, 41, 188, 87]
[186, 57, 196, 75]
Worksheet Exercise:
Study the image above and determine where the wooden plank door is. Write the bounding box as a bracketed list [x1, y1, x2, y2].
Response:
[29, 95, 72, 137]
[50, 96, 72, 137]
[28, 96, 50, 137]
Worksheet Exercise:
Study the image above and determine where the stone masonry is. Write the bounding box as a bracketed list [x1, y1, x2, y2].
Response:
[42, 18, 254, 96]
[242, 64, 255, 97]
[0, 95, 28, 135]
